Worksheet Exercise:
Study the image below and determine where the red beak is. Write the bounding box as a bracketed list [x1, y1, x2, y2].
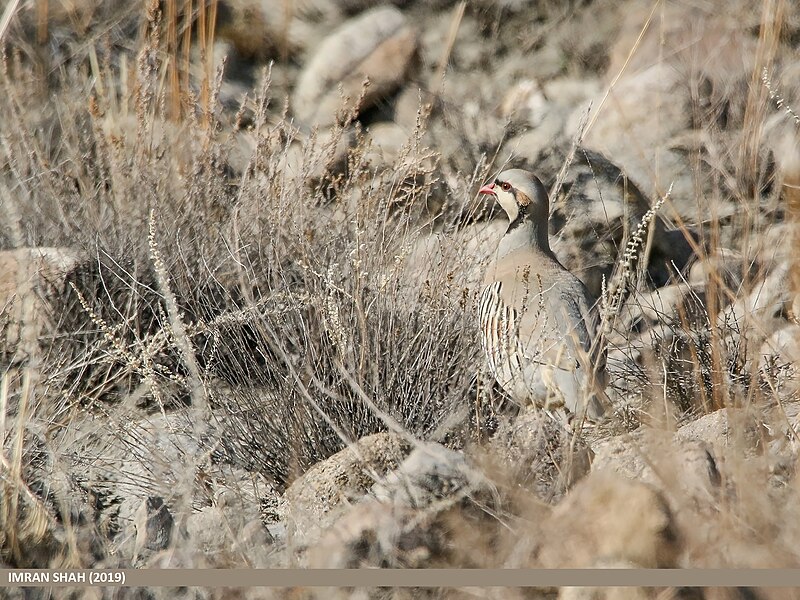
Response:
[479, 182, 496, 196]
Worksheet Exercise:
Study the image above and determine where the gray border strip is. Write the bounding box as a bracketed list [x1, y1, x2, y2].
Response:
[3, 570, 800, 588]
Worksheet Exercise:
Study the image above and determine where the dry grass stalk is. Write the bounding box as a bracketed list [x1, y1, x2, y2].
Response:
[0, 0, 21, 44]
[36, 0, 47, 45]
[431, 1, 466, 94]
[738, 0, 786, 191]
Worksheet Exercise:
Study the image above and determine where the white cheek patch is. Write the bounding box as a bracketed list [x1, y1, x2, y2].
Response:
[496, 191, 519, 222]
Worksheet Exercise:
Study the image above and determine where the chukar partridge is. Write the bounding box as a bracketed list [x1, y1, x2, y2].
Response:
[478, 169, 608, 424]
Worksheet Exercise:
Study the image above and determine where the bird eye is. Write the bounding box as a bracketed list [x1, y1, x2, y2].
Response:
[500, 182, 512, 192]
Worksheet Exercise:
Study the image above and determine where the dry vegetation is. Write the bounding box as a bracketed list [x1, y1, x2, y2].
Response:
[1, 0, 800, 598]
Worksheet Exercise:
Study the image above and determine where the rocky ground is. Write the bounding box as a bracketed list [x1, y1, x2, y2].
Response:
[2, 0, 800, 598]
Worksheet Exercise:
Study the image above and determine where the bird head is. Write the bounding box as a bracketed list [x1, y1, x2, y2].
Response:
[479, 169, 549, 224]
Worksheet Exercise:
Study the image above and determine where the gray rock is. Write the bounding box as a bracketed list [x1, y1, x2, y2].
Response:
[278, 126, 355, 182]
[500, 77, 600, 132]
[364, 121, 409, 168]
[579, 0, 761, 213]
[720, 260, 793, 357]
[488, 410, 592, 503]
[499, 79, 550, 128]
[371, 443, 482, 506]
[794, 293, 800, 325]
[337, 0, 414, 13]
[133, 496, 174, 556]
[544, 77, 602, 109]
[305, 443, 509, 569]
[606, 0, 755, 84]
[293, 6, 417, 127]
[283, 432, 412, 547]
[618, 283, 709, 333]
[184, 504, 273, 567]
[758, 222, 797, 275]
[592, 428, 720, 506]
[393, 85, 433, 130]
[570, 63, 692, 207]
[680, 407, 798, 489]
[527, 147, 697, 299]
[688, 248, 761, 296]
[77, 410, 210, 528]
[186, 506, 229, 554]
[536, 471, 682, 568]
[418, 8, 481, 77]
[225, 129, 259, 176]
[499, 113, 568, 169]
[676, 408, 753, 452]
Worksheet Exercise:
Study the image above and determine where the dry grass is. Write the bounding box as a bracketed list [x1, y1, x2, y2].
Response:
[0, 1, 486, 571]
[0, 1, 800, 593]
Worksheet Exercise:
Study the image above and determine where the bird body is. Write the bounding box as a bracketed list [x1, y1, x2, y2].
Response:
[478, 169, 607, 424]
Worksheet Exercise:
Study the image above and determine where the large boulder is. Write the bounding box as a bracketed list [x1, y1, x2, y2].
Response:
[304, 443, 519, 569]
[282, 432, 412, 548]
[534, 148, 697, 299]
[535, 471, 682, 568]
